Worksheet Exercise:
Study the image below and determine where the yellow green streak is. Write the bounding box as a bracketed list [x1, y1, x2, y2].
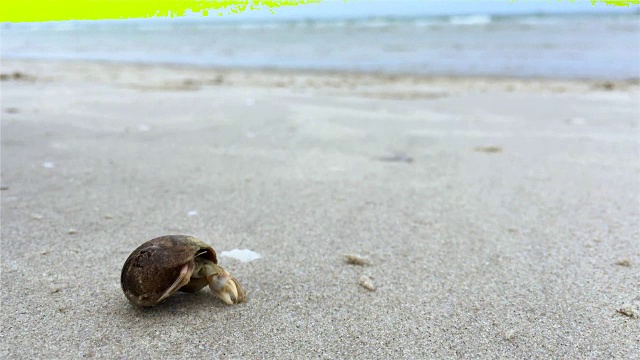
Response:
[1, 0, 321, 22]
[0, 0, 637, 23]
[593, 0, 640, 5]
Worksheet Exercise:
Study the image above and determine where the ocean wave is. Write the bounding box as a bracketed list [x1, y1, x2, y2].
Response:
[448, 15, 492, 26]
[11, 13, 634, 33]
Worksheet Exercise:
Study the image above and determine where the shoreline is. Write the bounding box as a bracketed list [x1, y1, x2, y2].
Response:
[3, 58, 638, 92]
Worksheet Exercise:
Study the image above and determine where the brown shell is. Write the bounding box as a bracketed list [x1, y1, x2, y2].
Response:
[120, 235, 217, 307]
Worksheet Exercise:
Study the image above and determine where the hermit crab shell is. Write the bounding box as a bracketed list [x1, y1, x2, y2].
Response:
[120, 235, 217, 307]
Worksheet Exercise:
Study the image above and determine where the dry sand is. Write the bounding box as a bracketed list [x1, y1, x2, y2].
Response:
[1, 59, 639, 358]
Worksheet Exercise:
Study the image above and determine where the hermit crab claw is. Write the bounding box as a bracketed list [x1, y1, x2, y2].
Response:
[120, 235, 246, 307]
[205, 264, 246, 305]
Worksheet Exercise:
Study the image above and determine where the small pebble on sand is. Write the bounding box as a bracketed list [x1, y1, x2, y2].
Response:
[359, 275, 376, 291]
[378, 153, 414, 163]
[30, 214, 44, 220]
[504, 329, 516, 340]
[615, 259, 632, 267]
[345, 254, 370, 266]
[68, 228, 78, 235]
[474, 146, 503, 153]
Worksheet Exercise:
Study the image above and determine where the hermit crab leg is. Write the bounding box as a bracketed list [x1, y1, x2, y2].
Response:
[158, 260, 195, 303]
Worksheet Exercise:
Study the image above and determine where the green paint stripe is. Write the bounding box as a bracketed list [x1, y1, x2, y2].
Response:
[0, 0, 637, 23]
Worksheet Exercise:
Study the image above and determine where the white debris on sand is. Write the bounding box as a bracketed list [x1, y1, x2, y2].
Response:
[220, 249, 262, 263]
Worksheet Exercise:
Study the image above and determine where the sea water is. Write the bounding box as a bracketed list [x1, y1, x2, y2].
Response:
[2, 13, 639, 79]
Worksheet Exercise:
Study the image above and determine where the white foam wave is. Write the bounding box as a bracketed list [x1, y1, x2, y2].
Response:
[448, 15, 492, 26]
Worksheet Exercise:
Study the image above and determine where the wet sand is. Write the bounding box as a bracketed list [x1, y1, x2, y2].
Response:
[1, 59, 639, 358]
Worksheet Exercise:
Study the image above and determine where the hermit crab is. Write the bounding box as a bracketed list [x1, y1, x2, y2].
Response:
[121, 235, 245, 307]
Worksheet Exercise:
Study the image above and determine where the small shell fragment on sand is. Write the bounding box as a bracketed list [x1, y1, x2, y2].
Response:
[68, 228, 78, 235]
[104, 214, 113, 220]
[615, 259, 632, 267]
[42, 162, 55, 168]
[187, 210, 198, 217]
[30, 213, 44, 220]
[359, 275, 376, 291]
[616, 307, 638, 319]
[344, 254, 370, 266]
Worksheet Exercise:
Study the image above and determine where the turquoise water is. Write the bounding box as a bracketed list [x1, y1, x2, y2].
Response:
[2, 13, 639, 79]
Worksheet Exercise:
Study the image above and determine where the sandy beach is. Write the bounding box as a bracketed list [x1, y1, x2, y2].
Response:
[1, 59, 639, 358]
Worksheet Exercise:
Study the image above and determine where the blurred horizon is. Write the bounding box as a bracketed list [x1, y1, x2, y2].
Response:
[2, 1, 638, 80]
